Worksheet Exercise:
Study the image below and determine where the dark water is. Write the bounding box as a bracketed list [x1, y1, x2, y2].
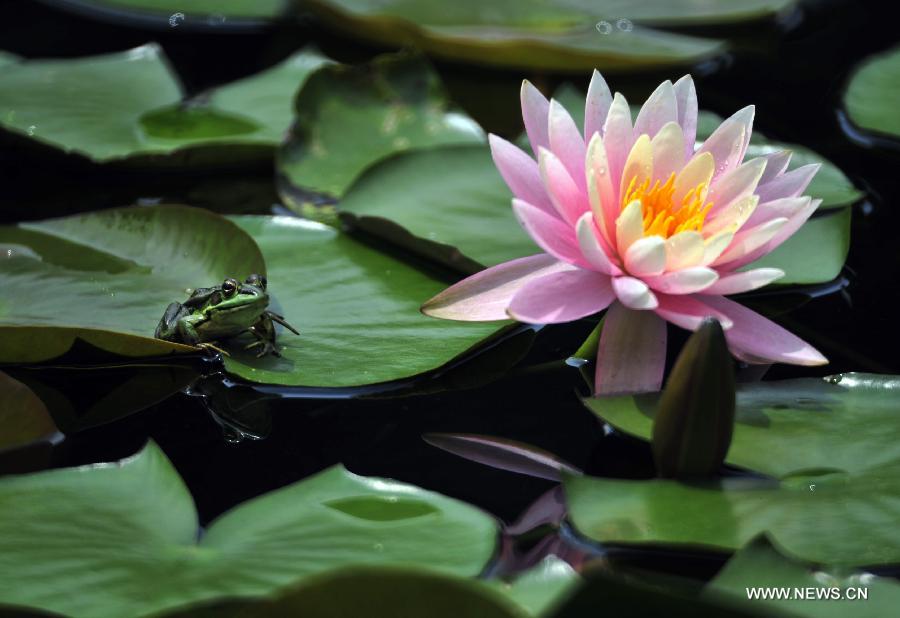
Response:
[2, 0, 900, 582]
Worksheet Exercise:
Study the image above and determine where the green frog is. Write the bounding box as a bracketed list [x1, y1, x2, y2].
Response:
[155, 274, 298, 357]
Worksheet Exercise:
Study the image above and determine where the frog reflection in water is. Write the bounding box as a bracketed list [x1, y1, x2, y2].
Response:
[155, 274, 299, 357]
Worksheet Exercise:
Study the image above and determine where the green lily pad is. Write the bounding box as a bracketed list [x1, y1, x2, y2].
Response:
[159, 558, 578, 617]
[0, 372, 59, 453]
[843, 45, 900, 139]
[81, 0, 287, 20]
[707, 536, 900, 618]
[340, 145, 533, 273]
[0, 45, 329, 166]
[0, 206, 504, 387]
[277, 53, 484, 203]
[490, 556, 579, 616]
[0, 441, 497, 618]
[0, 206, 263, 363]
[302, 0, 737, 72]
[567, 374, 900, 566]
[222, 216, 503, 387]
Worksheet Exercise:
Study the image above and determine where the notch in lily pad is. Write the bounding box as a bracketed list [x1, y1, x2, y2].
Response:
[652, 318, 736, 480]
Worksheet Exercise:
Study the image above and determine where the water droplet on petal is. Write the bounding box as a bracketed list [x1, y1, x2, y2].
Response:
[27, 125, 36, 136]
[373, 542, 384, 551]
[616, 18, 633, 32]
[595, 21, 612, 34]
[169, 12, 185, 27]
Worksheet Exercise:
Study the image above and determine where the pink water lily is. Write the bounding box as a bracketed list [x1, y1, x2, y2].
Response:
[422, 72, 828, 395]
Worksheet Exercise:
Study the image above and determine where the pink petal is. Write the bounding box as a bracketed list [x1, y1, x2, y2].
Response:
[634, 80, 677, 140]
[654, 294, 734, 330]
[754, 164, 819, 204]
[596, 302, 667, 395]
[540, 148, 588, 226]
[624, 236, 666, 277]
[615, 199, 645, 256]
[421, 254, 570, 321]
[512, 199, 587, 267]
[707, 157, 767, 216]
[673, 75, 698, 159]
[489, 134, 555, 216]
[758, 150, 792, 184]
[701, 296, 828, 365]
[586, 133, 618, 246]
[507, 269, 614, 323]
[585, 70, 613, 141]
[649, 121, 685, 183]
[549, 99, 587, 194]
[721, 198, 820, 270]
[697, 105, 754, 180]
[645, 267, 718, 294]
[745, 196, 810, 228]
[703, 268, 784, 295]
[602, 93, 634, 195]
[713, 217, 788, 265]
[665, 231, 705, 270]
[612, 275, 658, 310]
[521, 80, 550, 157]
[576, 212, 621, 275]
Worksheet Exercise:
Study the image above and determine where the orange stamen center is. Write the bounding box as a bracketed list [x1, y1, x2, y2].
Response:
[621, 173, 713, 238]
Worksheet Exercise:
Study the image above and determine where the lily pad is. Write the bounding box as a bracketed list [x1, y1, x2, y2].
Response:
[490, 556, 579, 616]
[79, 0, 287, 20]
[843, 45, 900, 139]
[277, 53, 484, 202]
[301, 0, 738, 72]
[567, 374, 900, 565]
[707, 536, 900, 618]
[0, 372, 60, 454]
[221, 216, 503, 387]
[0, 441, 497, 618]
[0, 45, 329, 166]
[340, 145, 533, 272]
[0, 206, 263, 363]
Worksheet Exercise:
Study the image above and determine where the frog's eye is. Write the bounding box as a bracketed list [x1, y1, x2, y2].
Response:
[222, 278, 239, 297]
[245, 274, 267, 291]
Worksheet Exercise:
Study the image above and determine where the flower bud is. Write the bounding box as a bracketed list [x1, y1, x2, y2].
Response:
[652, 318, 736, 479]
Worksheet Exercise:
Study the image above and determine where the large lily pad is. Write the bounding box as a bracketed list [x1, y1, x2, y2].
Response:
[707, 536, 900, 618]
[0, 206, 263, 362]
[0, 207, 505, 387]
[301, 0, 744, 72]
[0, 441, 497, 618]
[0, 45, 328, 166]
[567, 374, 900, 566]
[277, 53, 484, 202]
[843, 45, 900, 139]
[221, 216, 503, 387]
[340, 145, 533, 272]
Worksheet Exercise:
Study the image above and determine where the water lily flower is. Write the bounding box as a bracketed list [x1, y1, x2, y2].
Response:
[422, 72, 827, 395]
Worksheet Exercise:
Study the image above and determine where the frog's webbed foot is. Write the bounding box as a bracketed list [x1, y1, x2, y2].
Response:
[244, 339, 280, 358]
[197, 341, 231, 357]
[265, 311, 300, 336]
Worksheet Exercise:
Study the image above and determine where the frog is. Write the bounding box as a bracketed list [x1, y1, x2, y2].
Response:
[155, 273, 298, 358]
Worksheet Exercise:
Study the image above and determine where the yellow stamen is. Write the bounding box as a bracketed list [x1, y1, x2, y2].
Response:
[621, 172, 713, 239]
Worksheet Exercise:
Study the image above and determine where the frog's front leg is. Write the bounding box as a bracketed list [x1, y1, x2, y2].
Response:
[155, 303, 185, 340]
[179, 313, 231, 357]
[244, 314, 280, 358]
